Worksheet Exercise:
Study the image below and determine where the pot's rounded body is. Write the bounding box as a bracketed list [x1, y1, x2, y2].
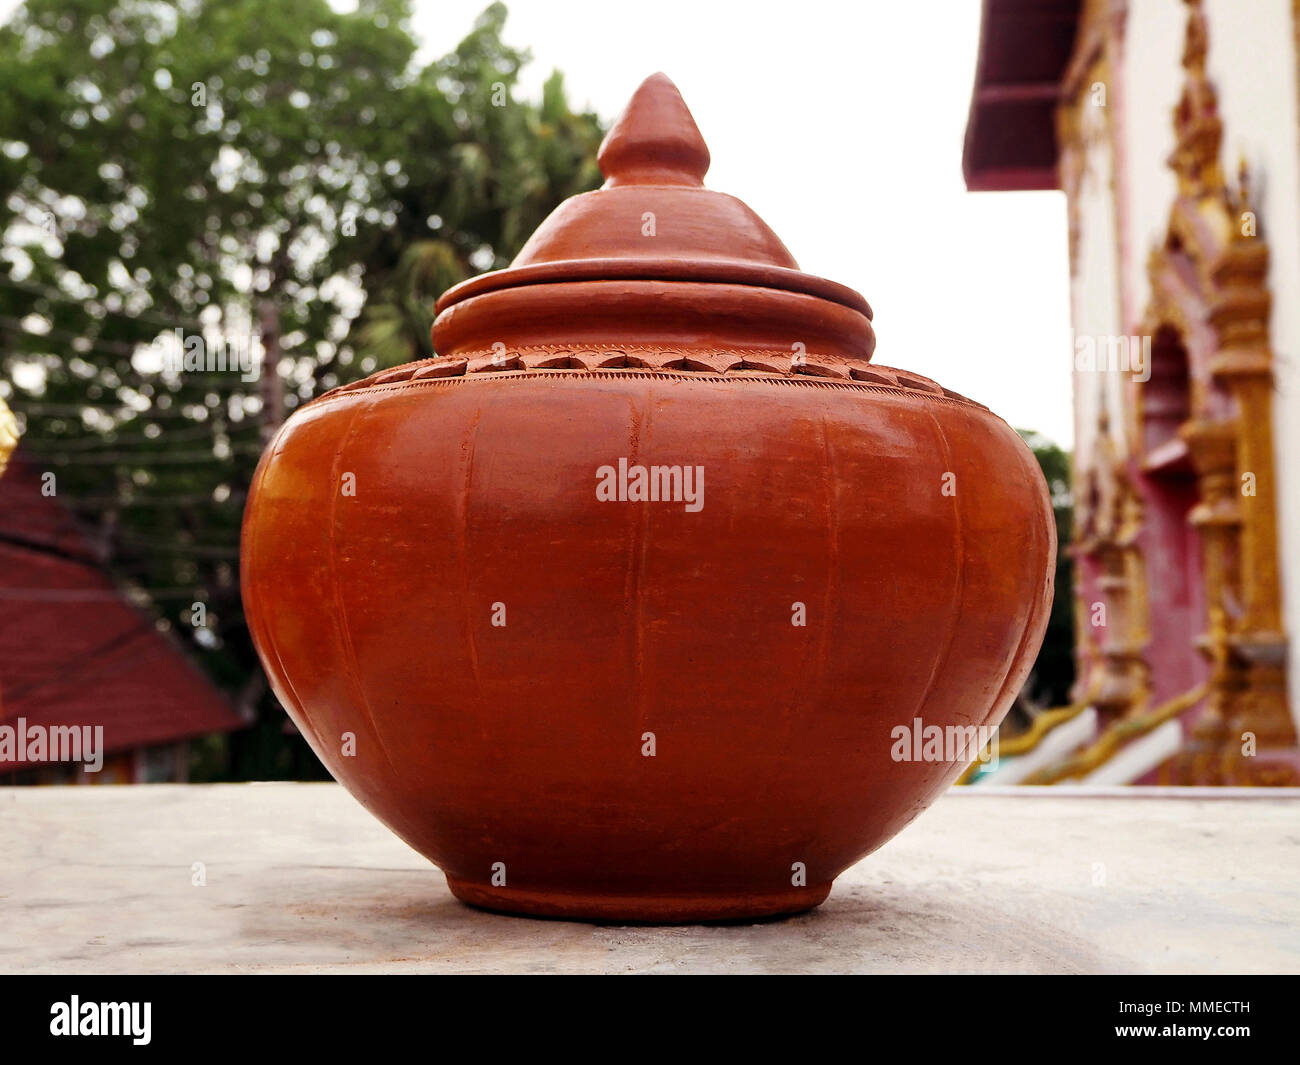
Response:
[241, 74, 1056, 921]
[242, 346, 1054, 920]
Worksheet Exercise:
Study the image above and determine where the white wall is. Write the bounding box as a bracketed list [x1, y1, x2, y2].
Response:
[1073, 97, 1126, 477]
[1119, 0, 1186, 326]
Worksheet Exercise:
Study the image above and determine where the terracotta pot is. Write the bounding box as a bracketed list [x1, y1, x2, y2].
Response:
[241, 74, 1054, 922]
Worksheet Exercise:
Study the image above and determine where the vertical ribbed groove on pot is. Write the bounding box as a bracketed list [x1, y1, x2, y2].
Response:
[627, 392, 651, 744]
[327, 397, 402, 781]
[817, 412, 839, 740]
[458, 404, 486, 742]
[911, 408, 965, 753]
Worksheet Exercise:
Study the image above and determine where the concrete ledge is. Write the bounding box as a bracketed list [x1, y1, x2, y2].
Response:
[1, 783, 1296, 974]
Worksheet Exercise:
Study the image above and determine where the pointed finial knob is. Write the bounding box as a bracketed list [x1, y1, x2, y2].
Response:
[597, 73, 711, 187]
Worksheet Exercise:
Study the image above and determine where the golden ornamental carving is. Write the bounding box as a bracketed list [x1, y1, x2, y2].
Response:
[1169, 0, 1224, 198]
[1044, 0, 1297, 785]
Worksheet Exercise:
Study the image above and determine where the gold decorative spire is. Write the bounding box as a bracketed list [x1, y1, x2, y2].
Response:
[1168, 0, 1224, 196]
[1230, 154, 1258, 241]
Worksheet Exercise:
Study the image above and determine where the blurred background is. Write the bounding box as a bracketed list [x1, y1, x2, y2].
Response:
[1, 0, 1295, 787]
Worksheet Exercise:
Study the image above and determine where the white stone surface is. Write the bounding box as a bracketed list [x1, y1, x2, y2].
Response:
[1, 783, 1297, 974]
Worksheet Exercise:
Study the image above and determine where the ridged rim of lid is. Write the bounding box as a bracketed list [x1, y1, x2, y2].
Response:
[434, 258, 872, 317]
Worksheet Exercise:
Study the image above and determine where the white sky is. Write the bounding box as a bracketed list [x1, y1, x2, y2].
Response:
[2, 0, 1076, 445]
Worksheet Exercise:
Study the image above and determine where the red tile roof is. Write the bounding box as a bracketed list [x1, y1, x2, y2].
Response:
[0, 453, 244, 771]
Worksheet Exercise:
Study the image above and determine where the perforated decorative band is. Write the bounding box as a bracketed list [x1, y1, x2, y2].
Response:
[317, 343, 987, 411]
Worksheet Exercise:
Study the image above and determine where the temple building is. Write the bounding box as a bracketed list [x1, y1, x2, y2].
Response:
[964, 0, 1300, 784]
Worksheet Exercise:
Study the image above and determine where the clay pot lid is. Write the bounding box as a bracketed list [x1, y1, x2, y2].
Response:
[433, 73, 872, 320]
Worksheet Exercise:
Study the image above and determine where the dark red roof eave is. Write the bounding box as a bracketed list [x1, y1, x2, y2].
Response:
[963, 0, 1082, 192]
[965, 166, 1062, 193]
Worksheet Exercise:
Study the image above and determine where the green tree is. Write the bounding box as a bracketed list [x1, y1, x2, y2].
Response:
[353, 6, 603, 368]
[0, 0, 604, 778]
[1017, 428, 1075, 716]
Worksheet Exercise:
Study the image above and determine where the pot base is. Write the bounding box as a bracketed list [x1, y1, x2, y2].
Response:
[445, 875, 832, 924]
